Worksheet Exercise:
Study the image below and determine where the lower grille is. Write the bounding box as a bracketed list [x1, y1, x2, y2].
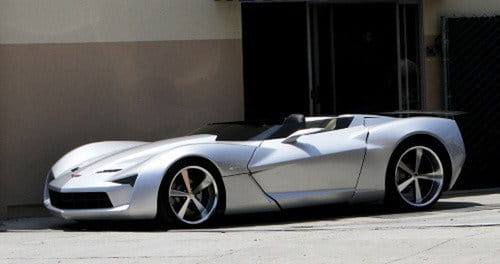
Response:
[49, 190, 113, 209]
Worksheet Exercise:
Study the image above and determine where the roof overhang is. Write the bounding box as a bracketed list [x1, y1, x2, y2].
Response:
[239, 0, 420, 3]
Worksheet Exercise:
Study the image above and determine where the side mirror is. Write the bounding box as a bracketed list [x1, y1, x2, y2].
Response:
[282, 128, 324, 144]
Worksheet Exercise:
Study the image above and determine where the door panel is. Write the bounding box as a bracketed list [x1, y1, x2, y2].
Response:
[249, 126, 367, 208]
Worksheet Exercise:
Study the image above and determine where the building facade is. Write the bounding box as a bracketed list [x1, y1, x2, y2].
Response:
[0, 0, 498, 218]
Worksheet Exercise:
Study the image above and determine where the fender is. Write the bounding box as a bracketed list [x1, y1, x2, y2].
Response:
[352, 117, 465, 203]
[132, 142, 279, 216]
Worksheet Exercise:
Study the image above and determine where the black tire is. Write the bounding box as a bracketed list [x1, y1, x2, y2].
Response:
[157, 158, 225, 228]
[385, 139, 449, 209]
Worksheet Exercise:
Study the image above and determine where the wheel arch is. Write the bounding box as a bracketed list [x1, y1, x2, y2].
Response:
[163, 155, 224, 180]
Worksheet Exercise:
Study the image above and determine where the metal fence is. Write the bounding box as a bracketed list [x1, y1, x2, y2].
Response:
[442, 16, 499, 189]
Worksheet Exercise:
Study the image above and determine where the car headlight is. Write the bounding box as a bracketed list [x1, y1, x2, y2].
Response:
[112, 174, 138, 187]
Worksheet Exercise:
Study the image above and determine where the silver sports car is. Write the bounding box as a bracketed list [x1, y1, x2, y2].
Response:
[44, 114, 465, 226]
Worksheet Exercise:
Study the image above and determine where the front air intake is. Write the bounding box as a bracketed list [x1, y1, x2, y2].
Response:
[49, 190, 113, 209]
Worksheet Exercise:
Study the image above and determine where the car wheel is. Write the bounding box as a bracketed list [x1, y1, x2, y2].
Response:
[386, 142, 447, 209]
[157, 160, 224, 227]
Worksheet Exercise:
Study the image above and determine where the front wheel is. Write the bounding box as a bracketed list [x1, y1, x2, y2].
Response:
[386, 143, 447, 209]
[157, 161, 224, 227]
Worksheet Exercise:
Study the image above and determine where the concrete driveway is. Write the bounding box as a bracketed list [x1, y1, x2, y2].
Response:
[1, 189, 500, 264]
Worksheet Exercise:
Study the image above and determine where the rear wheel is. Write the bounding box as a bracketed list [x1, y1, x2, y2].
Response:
[386, 142, 446, 209]
[158, 161, 224, 227]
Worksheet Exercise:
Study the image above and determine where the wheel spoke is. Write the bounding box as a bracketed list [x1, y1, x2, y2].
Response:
[416, 171, 442, 181]
[193, 174, 213, 194]
[415, 148, 423, 174]
[414, 179, 423, 203]
[398, 161, 414, 175]
[177, 198, 191, 219]
[181, 169, 193, 194]
[170, 189, 189, 197]
[398, 177, 414, 192]
[191, 197, 206, 215]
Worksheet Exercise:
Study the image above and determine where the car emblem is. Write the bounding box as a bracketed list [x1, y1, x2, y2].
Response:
[71, 173, 81, 178]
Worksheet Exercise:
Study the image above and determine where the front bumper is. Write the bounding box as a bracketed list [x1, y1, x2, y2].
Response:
[44, 202, 132, 220]
[43, 172, 159, 220]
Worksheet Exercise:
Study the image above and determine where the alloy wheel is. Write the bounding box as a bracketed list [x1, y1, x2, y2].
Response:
[168, 166, 219, 225]
[395, 146, 444, 207]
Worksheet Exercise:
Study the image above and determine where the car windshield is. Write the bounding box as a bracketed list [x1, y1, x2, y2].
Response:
[188, 122, 283, 141]
[189, 116, 352, 141]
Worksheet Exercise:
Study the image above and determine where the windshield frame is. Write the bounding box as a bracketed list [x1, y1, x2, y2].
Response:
[188, 122, 283, 141]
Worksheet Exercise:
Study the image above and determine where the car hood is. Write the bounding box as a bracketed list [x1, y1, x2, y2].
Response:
[70, 134, 218, 177]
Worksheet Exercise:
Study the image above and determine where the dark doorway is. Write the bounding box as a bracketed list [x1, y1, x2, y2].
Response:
[311, 4, 400, 114]
[242, 3, 310, 121]
[242, 2, 422, 119]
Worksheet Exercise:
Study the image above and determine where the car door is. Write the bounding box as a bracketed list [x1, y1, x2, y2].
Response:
[248, 124, 367, 209]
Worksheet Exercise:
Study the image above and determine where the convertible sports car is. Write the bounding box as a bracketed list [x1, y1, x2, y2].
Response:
[44, 114, 465, 226]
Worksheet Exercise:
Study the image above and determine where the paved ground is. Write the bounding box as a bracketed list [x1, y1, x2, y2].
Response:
[1, 189, 500, 264]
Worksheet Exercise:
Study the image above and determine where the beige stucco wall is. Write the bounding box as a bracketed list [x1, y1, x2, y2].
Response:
[422, 0, 500, 110]
[0, 0, 241, 44]
[0, 0, 243, 218]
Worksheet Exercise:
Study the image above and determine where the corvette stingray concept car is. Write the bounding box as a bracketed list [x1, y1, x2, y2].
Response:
[44, 114, 465, 226]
